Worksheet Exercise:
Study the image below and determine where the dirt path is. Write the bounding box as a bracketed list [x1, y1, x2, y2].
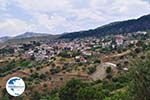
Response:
[102, 50, 131, 62]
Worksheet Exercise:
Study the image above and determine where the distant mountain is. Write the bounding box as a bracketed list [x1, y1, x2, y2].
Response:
[14, 32, 49, 39]
[60, 14, 150, 39]
[1, 32, 59, 44]
[4, 34, 60, 45]
[0, 36, 12, 43]
[1, 14, 150, 44]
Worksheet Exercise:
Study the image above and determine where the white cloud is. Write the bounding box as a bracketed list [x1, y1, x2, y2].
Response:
[0, 18, 35, 36]
[0, 0, 7, 6]
[0, 0, 150, 36]
[90, 0, 150, 19]
[14, 0, 72, 13]
[36, 14, 66, 30]
[33, 13, 83, 34]
[0, 0, 9, 10]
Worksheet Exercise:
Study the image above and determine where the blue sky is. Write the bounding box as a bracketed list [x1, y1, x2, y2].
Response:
[0, 0, 150, 37]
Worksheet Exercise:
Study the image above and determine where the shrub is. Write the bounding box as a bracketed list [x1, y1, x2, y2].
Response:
[106, 67, 112, 74]
[87, 66, 96, 74]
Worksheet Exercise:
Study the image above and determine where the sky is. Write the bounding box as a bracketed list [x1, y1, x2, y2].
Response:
[0, 0, 150, 37]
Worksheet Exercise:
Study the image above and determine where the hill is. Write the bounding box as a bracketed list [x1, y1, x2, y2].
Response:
[4, 35, 59, 44]
[1, 14, 150, 44]
[0, 36, 12, 43]
[60, 14, 150, 39]
[14, 32, 49, 39]
[0, 32, 59, 45]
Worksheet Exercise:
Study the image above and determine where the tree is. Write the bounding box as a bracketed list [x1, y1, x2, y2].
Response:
[134, 48, 142, 54]
[77, 87, 104, 100]
[94, 59, 101, 64]
[105, 91, 130, 100]
[59, 79, 84, 100]
[130, 53, 150, 100]
[31, 72, 39, 79]
[40, 73, 47, 80]
[2, 93, 9, 100]
[59, 51, 71, 58]
[106, 67, 112, 74]
[87, 66, 96, 74]
[50, 67, 61, 75]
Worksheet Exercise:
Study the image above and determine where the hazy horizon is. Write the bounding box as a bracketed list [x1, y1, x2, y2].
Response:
[0, 0, 150, 37]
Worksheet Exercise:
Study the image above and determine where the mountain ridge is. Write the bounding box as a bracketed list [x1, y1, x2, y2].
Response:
[1, 14, 150, 43]
[60, 14, 150, 39]
[14, 32, 49, 39]
[0, 32, 51, 43]
[0, 36, 12, 43]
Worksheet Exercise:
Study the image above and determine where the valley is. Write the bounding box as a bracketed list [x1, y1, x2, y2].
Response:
[0, 30, 150, 99]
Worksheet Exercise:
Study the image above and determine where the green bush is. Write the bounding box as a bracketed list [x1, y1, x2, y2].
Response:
[106, 67, 112, 74]
[87, 66, 96, 74]
[130, 56, 150, 100]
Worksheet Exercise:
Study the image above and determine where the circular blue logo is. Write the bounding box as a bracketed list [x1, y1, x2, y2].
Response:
[6, 77, 25, 96]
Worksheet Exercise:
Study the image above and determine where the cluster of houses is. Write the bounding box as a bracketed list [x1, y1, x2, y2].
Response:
[1, 31, 148, 62]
